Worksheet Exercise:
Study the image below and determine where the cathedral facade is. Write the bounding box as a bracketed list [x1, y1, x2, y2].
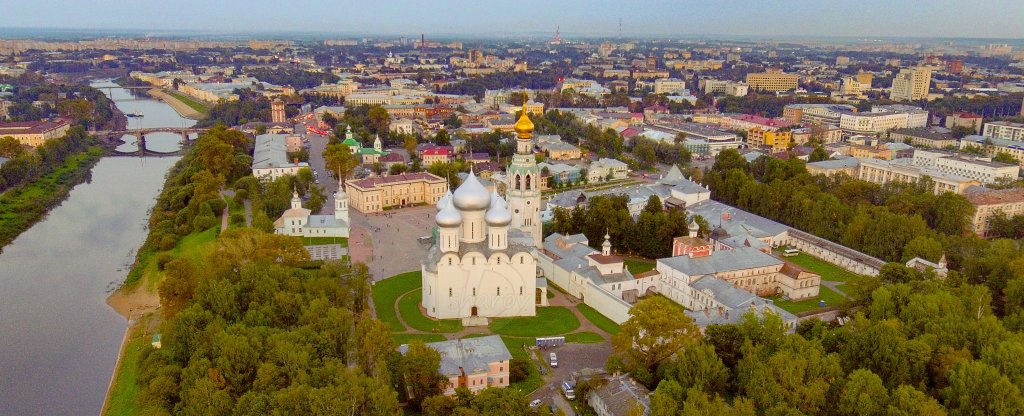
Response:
[421, 104, 546, 321]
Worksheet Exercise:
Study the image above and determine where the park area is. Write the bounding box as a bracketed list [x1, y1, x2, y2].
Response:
[371, 271, 622, 393]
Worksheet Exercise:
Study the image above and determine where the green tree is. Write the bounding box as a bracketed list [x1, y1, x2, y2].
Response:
[944, 361, 1024, 416]
[610, 296, 701, 387]
[808, 145, 830, 162]
[0, 136, 23, 158]
[402, 342, 448, 410]
[322, 143, 360, 185]
[838, 369, 890, 416]
[994, 152, 1019, 165]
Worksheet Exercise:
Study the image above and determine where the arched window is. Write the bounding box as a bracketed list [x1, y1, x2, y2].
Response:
[515, 174, 521, 190]
[525, 175, 531, 190]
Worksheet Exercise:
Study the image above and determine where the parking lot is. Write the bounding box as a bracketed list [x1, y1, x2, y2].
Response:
[528, 342, 612, 415]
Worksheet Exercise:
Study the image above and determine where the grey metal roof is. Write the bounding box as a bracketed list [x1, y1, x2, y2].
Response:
[252, 134, 308, 170]
[686, 199, 790, 238]
[685, 299, 797, 327]
[306, 215, 346, 229]
[808, 157, 860, 170]
[658, 246, 783, 277]
[690, 275, 757, 307]
[399, 335, 512, 377]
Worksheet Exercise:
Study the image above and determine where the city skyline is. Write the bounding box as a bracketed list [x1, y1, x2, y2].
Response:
[2, 0, 1024, 39]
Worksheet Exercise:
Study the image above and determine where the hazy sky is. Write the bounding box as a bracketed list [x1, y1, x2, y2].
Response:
[1, 0, 1023, 39]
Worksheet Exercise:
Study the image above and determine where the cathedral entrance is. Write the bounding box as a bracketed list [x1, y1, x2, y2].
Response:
[471, 306, 478, 317]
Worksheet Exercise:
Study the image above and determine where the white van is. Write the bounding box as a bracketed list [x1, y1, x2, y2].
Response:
[561, 381, 575, 400]
[783, 248, 800, 257]
[549, 352, 558, 368]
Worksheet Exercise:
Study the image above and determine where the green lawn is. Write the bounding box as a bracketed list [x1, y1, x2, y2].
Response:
[102, 326, 148, 416]
[769, 285, 848, 314]
[623, 258, 656, 274]
[122, 226, 218, 291]
[165, 89, 208, 114]
[781, 252, 861, 282]
[392, 333, 446, 345]
[398, 290, 463, 333]
[372, 271, 423, 331]
[302, 236, 349, 247]
[577, 304, 621, 335]
[500, 336, 544, 394]
[490, 307, 580, 337]
[564, 331, 605, 343]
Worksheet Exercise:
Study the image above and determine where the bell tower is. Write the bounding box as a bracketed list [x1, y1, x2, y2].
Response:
[506, 96, 542, 246]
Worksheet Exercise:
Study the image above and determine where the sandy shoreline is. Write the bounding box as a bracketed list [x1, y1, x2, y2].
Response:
[147, 88, 205, 120]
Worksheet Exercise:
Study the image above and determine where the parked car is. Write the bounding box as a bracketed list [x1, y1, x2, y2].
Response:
[529, 399, 542, 409]
[549, 352, 558, 368]
[561, 380, 575, 400]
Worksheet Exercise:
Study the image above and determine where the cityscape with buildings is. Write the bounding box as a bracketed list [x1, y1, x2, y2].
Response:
[2, 2, 1024, 415]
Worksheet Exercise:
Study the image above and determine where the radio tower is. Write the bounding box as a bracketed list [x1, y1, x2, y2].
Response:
[618, 18, 622, 39]
[550, 26, 562, 45]
[420, 33, 426, 51]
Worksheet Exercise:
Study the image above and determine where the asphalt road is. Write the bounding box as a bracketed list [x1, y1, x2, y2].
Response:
[301, 122, 337, 215]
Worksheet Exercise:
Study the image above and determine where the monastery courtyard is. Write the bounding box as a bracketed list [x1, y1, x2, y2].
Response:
[348, 205, 437, 281]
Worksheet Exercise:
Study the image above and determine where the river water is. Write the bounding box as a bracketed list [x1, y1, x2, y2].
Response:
[0, 80, 191, 415]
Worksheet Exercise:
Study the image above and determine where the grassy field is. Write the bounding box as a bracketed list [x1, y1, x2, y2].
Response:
[490, 307, 580, 337]
[165, 90, 208, 114]
[302, 236, 349, 247]
[564, 331, 605, 343]
[398, 290, 463, 333]
[102, 325, 148, 416]
[392, 333, 446, 345]
[0, 146, 105, 251]
[372, 271, 423, 331]
[781, 252, 861, 282]
[577, 304, 621, 335]
[769, 285, 847, 314]
[623, 258, 656, 274]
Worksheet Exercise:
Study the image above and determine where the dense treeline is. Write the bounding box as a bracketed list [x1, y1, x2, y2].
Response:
[0, 125, 97, 190]
[714, 93, 833, 117]
[550, 195, 694, 259]
[532, 110, 625, 158]
[197, 90, 298, 128]
[142, 125, 252, 250]
[137, 229, 402, 415]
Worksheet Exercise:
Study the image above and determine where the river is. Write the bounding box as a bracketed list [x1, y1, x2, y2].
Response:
[0, 80, 191, 415]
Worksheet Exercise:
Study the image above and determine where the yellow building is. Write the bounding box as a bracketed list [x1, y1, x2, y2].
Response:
[965, 187, 1024, 237]
[745, 70, 800, 92]
[0, 120, 70, 147]
[856, 72, 874, 86]
[345, 172, 447, 213]
[746, 127, 793, 152]
[850, 144, 893, 160]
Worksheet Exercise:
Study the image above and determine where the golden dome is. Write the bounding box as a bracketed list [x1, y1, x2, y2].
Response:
[514, 99, 534, 139]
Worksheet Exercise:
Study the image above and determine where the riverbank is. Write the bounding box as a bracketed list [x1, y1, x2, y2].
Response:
[147, 88, 206, 120]
[0, 146, 106, 251]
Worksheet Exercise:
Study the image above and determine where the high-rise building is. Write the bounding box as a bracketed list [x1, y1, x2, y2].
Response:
[271, 98, 286, 123]
[890, 67, 932, 102]
[506, 100, 542, 246]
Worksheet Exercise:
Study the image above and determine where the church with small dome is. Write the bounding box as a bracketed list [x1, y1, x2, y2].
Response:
[421, 103, 547, 323]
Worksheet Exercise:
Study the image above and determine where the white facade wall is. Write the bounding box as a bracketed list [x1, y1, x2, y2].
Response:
[423, 251, 537, 319]
[583, 281, 633, 324]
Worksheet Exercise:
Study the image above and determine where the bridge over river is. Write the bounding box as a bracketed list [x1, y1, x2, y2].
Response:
[94, 127, 210, 157]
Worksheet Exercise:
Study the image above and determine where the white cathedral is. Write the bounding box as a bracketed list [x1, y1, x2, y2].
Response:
[421, 103, 547, 323]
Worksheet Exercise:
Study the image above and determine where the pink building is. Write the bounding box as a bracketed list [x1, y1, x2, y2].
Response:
[400, 335, 513, 395]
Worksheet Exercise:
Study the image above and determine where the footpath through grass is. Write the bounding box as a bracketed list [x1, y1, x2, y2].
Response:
[398, 290, 463, 333]
[372, 271, 422, 332]
[0, 146, 105, 251]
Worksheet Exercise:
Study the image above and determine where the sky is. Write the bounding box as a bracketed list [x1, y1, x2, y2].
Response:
[1, 0, 1023, 39]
